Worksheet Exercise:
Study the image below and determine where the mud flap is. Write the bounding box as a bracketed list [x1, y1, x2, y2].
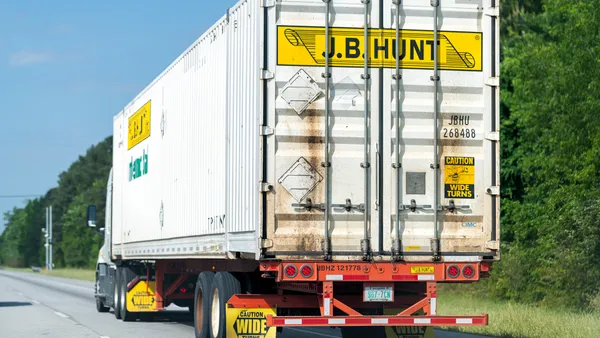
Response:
[126, 279, 158, 312]
[226, 306, 277, 338]
[384, 308, 435, 338]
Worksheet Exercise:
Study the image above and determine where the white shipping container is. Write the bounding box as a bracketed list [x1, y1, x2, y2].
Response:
[111, 0, 500, 263]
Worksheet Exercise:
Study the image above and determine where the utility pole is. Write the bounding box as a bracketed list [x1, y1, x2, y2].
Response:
[44, 206, 53, 271]
[49, 206, 53, 271]
[45, 207, 49, 270]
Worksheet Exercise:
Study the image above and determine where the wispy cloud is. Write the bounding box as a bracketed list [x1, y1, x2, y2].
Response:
[9, 51, 55, 66]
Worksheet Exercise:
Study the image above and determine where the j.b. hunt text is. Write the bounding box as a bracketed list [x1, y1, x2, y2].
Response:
[321, 37, 442, 61]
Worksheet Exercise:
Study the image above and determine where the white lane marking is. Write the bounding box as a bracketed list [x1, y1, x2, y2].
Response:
[286, 327, 340, 338]
[32, 300, 40, 304]
[54, 311, 69, 318]
[100, 336, 111, 338]
[17, 292, 24, 296]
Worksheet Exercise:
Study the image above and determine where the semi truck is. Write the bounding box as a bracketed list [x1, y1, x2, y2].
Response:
[86, 0, 500, 337]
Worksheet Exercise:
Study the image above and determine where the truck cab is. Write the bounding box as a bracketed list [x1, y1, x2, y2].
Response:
[87, 168, 118, 315]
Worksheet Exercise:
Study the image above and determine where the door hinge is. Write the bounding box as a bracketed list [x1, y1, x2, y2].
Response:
[259, 125, 274, 136]
[261, 0, 275, 8]
[261, 238, 274, 249]
[485, 132, 499, 141]
[261, 69, 274, 80]
[486, 240, 499, 251]
[259, 182, 273, 192]
[486, 186, 500, 196]
[485, 7, 500, 18]
[485, 77, 499, 87]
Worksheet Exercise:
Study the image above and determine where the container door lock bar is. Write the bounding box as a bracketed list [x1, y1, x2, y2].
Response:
[439, 200, 471, 213]
[292, 198, 325, 212]
[399, 199, 433, 212]
[332, 199, 365, 212]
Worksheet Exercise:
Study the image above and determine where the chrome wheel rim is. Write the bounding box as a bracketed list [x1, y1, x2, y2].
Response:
[211, 288, 220, 337]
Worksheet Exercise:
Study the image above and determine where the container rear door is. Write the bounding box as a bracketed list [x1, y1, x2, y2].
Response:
[264, 0, 499, 261]
[380, 0, 499, 261]
[265, 0, 382, 259]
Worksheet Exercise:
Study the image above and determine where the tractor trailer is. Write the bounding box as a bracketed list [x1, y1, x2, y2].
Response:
[87, 0, 500, 337]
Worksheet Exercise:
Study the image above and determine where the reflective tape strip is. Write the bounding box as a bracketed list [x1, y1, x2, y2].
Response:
[430, 298, 437, 315]
[393, 275, 435, 281]
[392, 275, 418, 281]
[417, 275, 435, 281]
[324, 298, 331, 316]
[273, 316, 484, 326]
[325, 274, 369, 281]
[325, 275, 343, 281]
[372, 318, 389, 324]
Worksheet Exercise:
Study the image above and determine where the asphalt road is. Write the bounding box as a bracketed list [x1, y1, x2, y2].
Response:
[0, 270, 488, 338]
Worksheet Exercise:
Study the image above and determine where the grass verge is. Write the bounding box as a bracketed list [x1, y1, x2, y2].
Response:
[438, 288, 600, 338]
[0, 266, 95, 282]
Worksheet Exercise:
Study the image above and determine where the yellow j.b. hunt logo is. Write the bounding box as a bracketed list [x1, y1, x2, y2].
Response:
[277, 26, 482, 71]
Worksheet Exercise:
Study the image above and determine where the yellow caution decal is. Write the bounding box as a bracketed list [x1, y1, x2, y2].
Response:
[227, 308, 277, 338]
[277, 26, 482, 71]
[385, 309, 435, 338]
[126, 279, 158, 312]
[128, 99, 151, 150]
[444, 156, 475, 199]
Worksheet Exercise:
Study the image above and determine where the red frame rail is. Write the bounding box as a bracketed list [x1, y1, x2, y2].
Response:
[225, 260, 493, 328]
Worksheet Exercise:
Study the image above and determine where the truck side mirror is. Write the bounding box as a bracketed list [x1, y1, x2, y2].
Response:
[87, 205, 97, 228]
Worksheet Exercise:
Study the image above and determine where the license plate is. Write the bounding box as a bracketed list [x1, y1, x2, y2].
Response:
[410, 266, 434, 274]
[363, 285, 394, 302]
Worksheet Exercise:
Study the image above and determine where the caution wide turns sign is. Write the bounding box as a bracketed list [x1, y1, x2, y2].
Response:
[277, 26, 482, 71]
[444, 156, 475, 199]
[227, 308, 277, 338]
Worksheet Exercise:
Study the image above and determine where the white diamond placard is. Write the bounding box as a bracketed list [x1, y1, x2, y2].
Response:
[278, 157, 323, 202]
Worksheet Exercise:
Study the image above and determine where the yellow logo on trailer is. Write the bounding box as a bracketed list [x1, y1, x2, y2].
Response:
[126, 279, 158, 312]
[127, 100, 151, 150]
[226, 308, 277, 338]
[277, 25, 482, 71]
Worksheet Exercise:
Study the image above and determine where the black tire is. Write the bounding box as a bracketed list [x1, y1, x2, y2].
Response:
[95, 277, 110, 313]
[119, 267, 137, 322]
[209, 272, 241, 338]
[194, 272, 215, 338]
[113, 268, 122, 319]
[96, 295, 110, 313]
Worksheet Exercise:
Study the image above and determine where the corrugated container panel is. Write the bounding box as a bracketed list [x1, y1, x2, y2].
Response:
[225, 0, 262, 255]
[111, 116, 124, 254]
[264, 0, 499, 261]
[379, 0, 498, 261]
[162, 15, 229, 244]
[264, 0, 382, 259]
[113, 12, 236, 259]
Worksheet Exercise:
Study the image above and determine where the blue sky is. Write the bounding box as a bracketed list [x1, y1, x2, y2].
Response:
[0, 0, 239, 232]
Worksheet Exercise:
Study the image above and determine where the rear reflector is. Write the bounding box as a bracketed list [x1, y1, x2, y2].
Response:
[447, 265, 460, 279]
[284, 264, 298, 278]
[462, 265, 475, 279]
[300, 264, 314, 278]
